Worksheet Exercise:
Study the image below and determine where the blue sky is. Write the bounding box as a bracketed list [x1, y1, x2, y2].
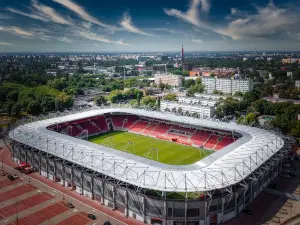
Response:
[0, 0, 299, 52]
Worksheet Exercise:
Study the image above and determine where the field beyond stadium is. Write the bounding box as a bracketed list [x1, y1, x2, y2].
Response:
[89, 131, 212, 165]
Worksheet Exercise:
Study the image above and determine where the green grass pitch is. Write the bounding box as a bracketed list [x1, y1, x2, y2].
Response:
[89, 131, 212, 165]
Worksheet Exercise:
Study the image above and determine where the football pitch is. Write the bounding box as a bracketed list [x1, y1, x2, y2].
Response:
[89, 131, 212, 165]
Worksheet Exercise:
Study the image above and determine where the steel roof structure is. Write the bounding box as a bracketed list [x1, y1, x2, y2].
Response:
[9, 108, 284, 192]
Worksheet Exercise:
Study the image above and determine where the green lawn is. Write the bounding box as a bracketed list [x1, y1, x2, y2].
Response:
[89, 131, 211, 165]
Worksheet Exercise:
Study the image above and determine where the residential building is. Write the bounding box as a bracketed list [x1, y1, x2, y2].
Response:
[154, 73, 182, 87]
[160, 101, 215, 119]
[202, 77, 253, 95]
[178, 97, 217, 107]
[295, 80, 300, 90]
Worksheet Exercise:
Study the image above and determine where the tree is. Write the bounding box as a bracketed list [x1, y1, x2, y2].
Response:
[41, 96, 55, 112]
[163, 93, 177, 101]
[11, 102, 22, 117]
[141, 96, 157, 108]
[3, 100, 15, 115]
[289, 121, 300, 137]
[108, 90, 124, 103]
[27, 101, 42, 115]
[94, 95, 108, 106]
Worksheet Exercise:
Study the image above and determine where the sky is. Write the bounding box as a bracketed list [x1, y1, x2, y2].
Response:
[0, 0, 300, 52]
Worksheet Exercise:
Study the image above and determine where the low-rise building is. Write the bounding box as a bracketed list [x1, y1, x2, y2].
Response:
[296, 80, 300, 90]
[160, 101, 215, 119]
[154, 73, 182, 87]
[177, 97, 217, 107]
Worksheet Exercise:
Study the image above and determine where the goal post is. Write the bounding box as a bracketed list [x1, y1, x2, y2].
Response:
[144, 147, 159, 161]
[101, 137, 115, 148]
[122, 141, 136, 153]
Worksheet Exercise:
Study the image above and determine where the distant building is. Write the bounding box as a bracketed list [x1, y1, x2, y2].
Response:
[161, 55, 168, 61]
[263, 96, 300, 104]
[160, 101, 215, 119]
[282, 58, 300, 64]
[178, 97, 217, 107]
[183, 64, 193, 71]
[295, 80, 300, 90]
[287, 72, 293, 77]
[154, 73, 182, 87]
[202, 77, 253, 95]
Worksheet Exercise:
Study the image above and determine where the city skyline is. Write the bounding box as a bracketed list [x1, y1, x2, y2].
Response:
[0, 0, 300, 52]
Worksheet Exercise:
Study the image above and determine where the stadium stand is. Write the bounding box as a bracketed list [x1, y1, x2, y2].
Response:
[111, 115, 126, 128]
[122, 115, 139, 129]
[190, 131, 210, 147]
[129, 121, 148, 133]
[49, 114, 236, 150]
[214, 137, 235, 150]
[204, 135, 219, 149]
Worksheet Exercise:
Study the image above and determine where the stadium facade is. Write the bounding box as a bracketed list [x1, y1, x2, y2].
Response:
[8, 107, 292, 225]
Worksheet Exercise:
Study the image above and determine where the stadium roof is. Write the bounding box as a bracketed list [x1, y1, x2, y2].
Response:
[9, 108, 284, 192]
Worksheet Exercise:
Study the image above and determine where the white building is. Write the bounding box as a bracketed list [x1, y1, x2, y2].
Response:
[295, 80, 300, 90]
[177, 97, 217, 107]
[154, 73, 182, 87]
[160, 101, 215, 119]
[202, 77, 253, 95]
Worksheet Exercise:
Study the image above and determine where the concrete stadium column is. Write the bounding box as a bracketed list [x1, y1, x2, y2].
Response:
[70, 166, 74, 188]
[101, 180, 105, 205]
[221, 197, 225, 223]
[204, 200, 209, 225]
[53, 160, 56, 181]
[62, 163, 65, 187]
[250, 182, 253, 202]
[81, 170, 84, 195]
[11, 143, 15, 161]
[234, 192, 238, 216]
[25, 148, 28, 164]
[112, 185, 116, 210]
[46, 156, 49, 179]
[163, 192, 167, 225]
[91, 175, 94, 200]
[39, 154, 42, 175]
[142, 195, 146, 223]
[184, 198, 187, 225]
[124, 189, 129, 217]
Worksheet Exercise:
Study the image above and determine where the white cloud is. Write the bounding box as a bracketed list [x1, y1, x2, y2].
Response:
[57, 37, 73, 43]
[76, 30, 130, 46]
[0, 26, 34, 37]
[217, 2, 299, 39]
[31, 0, 73, 25]
[192, 39, 203, 44]
[200, 0, 210, 12]
[231, 8, 237, 15]
[120, 13, 154, 36]
[6, 7, 48, 22]
[53, 0, 114, 29]
[164, 0, 209, 28]
[0, 42, 14, 46]
[147, 28, 181, 35]
[6, 0, 73, 25]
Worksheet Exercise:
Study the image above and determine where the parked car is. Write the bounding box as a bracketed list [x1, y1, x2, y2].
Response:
[66, 202, 74, 208]
[7, 174, 18, 180]
[103, 221, 111, 225]
[88, 214, 96, 220]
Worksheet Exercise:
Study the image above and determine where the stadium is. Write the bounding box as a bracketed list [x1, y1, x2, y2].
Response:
[8, 107, 292, 225]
